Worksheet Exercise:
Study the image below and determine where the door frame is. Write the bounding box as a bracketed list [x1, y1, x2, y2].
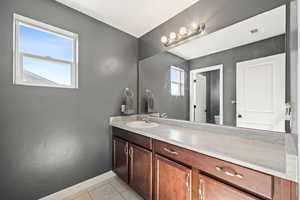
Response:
[190, 64, 224, 124]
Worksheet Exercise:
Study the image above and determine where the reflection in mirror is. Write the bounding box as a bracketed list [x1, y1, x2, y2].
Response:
[144, 89, 155, 113]
[122, 88, 135, 115]
[138, 5, 288, 133]
[190, 65, 223, 125]
[139, 52, 189, 120]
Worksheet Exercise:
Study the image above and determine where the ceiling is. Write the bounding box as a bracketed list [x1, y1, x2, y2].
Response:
[169, 5, 286, 60]
[55, 0, 199, 37]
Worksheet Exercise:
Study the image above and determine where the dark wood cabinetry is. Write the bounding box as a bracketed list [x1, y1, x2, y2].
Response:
[198, 174, 260, 200]
[112, 137, 129, 183]
[112, 127, 296, 200]
[129, 144, 153, 200]
[113, 128, 153, 200]
[154, 155, 192, 200]
[154, 140, 273, 199]
[113, 127, 152, 149]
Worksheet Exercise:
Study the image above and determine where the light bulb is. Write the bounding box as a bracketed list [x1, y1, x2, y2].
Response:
[179, 26, 188, 36]
[169, 32, 177, 40]
[191, 22, 199, 31]
[161, 35, 168, 44]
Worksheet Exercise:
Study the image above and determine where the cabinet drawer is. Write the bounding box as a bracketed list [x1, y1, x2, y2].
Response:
[197, 153, 273, 199]
[112, 127, 152, 150]
[199, 174, 261, 200]
[153, 140, 272, 199]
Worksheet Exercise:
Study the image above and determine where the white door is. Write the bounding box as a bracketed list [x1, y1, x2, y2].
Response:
[194, 74, 207, 122]
[236, 54, 286, 132]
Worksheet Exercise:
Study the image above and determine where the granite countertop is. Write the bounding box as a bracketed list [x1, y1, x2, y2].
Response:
[110, 115, 298, 182]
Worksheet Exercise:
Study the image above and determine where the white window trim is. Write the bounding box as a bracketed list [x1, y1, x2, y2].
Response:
[170, 66, 185, 96]
[13, 14, 79, 88]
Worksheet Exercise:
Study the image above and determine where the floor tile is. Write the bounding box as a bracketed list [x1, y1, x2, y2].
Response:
[89, 184, 123, 200]
[62, 191, 90, 200]
[73, 193, 92, 200]
[121, 190, 144, 200]
[110, 177, 131, 193]
[61, 176, 143, 200]
[87, 178, 112, 192]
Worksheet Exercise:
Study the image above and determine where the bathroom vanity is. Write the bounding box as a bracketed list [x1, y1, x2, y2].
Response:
[110, 3, 298, 200]
[110, 116, 297, 200]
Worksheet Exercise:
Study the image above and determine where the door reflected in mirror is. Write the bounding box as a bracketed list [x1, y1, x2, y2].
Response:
[190, 65, 223, 125]
[138, 5, 289, 133]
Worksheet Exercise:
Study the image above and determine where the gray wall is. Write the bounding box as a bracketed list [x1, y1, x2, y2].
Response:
[0, 0, 138, 200]
[189, 35, 286, 126]
[138, 0, 287, 60]
[139, 52, 189, 120]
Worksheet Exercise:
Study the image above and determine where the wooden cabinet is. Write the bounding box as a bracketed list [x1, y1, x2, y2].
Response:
[112, 137, 129, 183]
[129, 144, 153, 200]
[198, 174, 260, 200]
[154, 155, 192, 200]
[154, 140, 273, 199]
[112, 128, 296, 200]
[113, 127, 152, 149]
[112, 131, 153, 200]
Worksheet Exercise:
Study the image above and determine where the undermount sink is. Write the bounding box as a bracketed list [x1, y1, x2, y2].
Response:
[126, 121, 159, 129]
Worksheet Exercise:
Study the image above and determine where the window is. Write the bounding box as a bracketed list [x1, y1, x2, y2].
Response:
[170, 66, 185, 96]
[13, 14, 78, 88]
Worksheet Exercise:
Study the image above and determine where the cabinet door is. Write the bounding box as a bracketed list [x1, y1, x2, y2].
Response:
[198, 174, 260, 200]
[112, 137, 129, 183]
[155, 155, 192, 200]
[129, 144, 152, 200]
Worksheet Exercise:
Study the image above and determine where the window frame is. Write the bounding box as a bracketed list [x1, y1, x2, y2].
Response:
[13, 14, 79, 88]
[170, 66, 185, 96]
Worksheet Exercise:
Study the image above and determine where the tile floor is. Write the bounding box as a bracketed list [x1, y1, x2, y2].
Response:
[63, 176, 143, 200]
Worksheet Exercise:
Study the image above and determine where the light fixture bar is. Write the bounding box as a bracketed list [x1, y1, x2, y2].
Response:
[161, 23, 206, 47]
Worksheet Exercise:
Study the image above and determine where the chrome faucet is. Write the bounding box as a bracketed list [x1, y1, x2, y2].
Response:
[160, 113, 168, 119]
[142, 116, 151, 123]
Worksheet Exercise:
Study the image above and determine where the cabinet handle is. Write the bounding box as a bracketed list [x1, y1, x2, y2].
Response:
[163, 147, 178, 155]
[129, 146, 133, 183]
[129, 146, 133, 158]
[186, 173, 191, 189]
[124, 143, 128, 155]
[113, 141, 116, 169]
[199, 179, 205, 200]
[215, 166, 243, 179]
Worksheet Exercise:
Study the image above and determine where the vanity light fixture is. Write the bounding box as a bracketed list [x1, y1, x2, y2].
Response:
[179, 26, 188, 36]
[161, 23, 205, 47]
[161, 35, 168, 44]
[191, 22, 199, 31]
[169, 32, 177, 41]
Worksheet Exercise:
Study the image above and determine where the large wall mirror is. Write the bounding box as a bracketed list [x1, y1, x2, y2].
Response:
[138, 5, 290, 133]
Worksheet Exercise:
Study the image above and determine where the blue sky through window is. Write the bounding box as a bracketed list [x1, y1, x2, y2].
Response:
[19, 25, 73, 85]
[171, 67, 180, 82]
[23, 56, 71, 85]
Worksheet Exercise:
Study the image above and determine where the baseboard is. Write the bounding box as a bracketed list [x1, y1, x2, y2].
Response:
[39, 171, 116, 200]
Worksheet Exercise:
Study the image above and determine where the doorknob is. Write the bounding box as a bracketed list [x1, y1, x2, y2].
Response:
[238, 114, 242, 118]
